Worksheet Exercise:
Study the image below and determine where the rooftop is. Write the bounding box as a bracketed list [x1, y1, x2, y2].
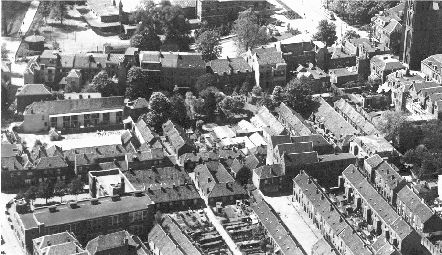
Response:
[251, 200, 304, 255]
[86, 230, 149, 255]
[16, 84, 51, 96]
[353, 135, 396, 154]
[334, 99, 380, 136]
[276, 102, 314, 136]
[139, 51, 206, 69]
[342, 165, 413, 239]
[251, 106, 286, 137]
[145, 184, 201, 204]
[207, 57, 252, 75]
[124, 166, 190, 191]
[22, 195, 153, 229]
[397, 185, 434, 226]
[24, 96, 124, 115]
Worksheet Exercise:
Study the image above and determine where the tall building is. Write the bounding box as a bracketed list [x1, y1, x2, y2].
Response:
[402, 0, 442, 70]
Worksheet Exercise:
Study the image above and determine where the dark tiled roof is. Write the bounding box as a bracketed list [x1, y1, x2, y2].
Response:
[313, 97, 359, 138]
[146, 184, 201, 204]
[162, 120, 194, 153]
[180, 151, 219, 163]
[276, 102, 314, 136]
[33, 156, 68, 169]
[329, 67, 358, 78]
[86, 230, 148, 254]
[125, 166, 190, 191]
[342, 165, 413, 239]
[64, 144, 129, 163]
[251, 200, 304, 255]
[422, 54, 442, 74]
[284, 151, 319, 166]
[135, 119, 157, 145]
[365, 154, 384, 168]
[334, 99, 380, 135]
[149, 215, 202, 255]
[16, 84, 51, 96]
[60, 54, 75, 69]
[397, 185, 434, 224]
[24, 96, 124, 115]
[254, 164, 284, 179]
[139, 51, 206, 69]
[372, 159, 404, 191]
[317, 153, 355, 162]
[207, 57, 252, 75]
[254, 48, 285, 66]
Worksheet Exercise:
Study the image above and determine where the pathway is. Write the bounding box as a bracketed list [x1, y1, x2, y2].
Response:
[261, 194, 322, 254]
[188, 173, 242, 255]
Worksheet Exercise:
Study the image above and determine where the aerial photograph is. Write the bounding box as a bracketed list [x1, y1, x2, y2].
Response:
[1, 0, 442, 254]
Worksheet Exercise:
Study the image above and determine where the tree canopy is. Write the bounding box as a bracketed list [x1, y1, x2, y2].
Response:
[88, 71, 117, 97]
[343, 29, 360, 41]
[195, 29, 222, 61]
[233, 9, 269, 52]
[312, 20, 338, 47]
[126, 66, 151, 100]
[51, 2, 68, 24]
[130, 28, 162, 51]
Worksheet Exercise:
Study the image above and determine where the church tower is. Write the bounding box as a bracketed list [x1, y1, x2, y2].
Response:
[402, 0, 442, 70]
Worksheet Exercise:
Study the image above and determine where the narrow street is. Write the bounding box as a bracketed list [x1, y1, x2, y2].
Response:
[0, 193, 24, 255]
[261, 194, 322, 255]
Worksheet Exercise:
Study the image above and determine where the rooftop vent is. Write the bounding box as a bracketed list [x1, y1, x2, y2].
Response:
[111, 195, 120, 201]
[69, 201, 78, 209]
[49, 205, 57, 213]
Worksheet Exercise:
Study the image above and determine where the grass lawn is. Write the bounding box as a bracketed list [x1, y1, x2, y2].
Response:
[1, 1, 30, 37]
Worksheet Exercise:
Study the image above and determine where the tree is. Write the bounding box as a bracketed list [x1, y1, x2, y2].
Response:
[24, 186, 38, 204]
[233, 9, 269, 52]
[37, 182, 54, 204]
[126, 66, 151, 100]
[377, 111, 407, 142]
[52, 41, 60, 50]
[196, 29, 222, 61]
[40, 2, 53, 23]
[199, 86, 218, 117]
[252, 86, 262, 96]
[218, 96, 244, 114]
[68, 177, 84, 200]
[284, 78, 318, 118]
[169, 94, 188, 127]
[271, 85, 284, 105]
[90, 71, 117, 97]
[149, 92, 171, 114]
[312, 20, 338, 47]
[195, 73, 217, 92]
[52, 2, 68, 24]
[239, 81, 253, 95]
[1, 43, 9, 60]
[143, 111, 166, 133]
[343, 29, 360, 41]
[53, 179, 66, 202]
[130, 28, 162, 51]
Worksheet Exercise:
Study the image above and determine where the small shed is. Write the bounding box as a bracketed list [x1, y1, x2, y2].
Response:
[24, 35, 45, 52]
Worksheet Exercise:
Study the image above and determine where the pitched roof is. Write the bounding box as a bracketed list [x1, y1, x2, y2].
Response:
[139, 51, 206, 69]
[276, 102, 314, 136]
[162, 120, 193, 153]
[33, 156, 68, 169]
[124, 166, 190, 191]
[334, 99, 380, 135]
[397, 185, 434, 225]
[33, 231, 78, 251]
[313, 97, 359, 138]
[290, 134, 331, 149]
[208, 57, 252, 75]
[254, 48, 285, 66]
[270, 135, 292, 147]
[86, 230, 148, 254]
[148, 215, 202, 255]
[342, 165, 413, 239]
[371, 55, 405, 71]
[293, 171, 372, 255]
[42, 242, 87, 255]
[383, 19, 401, 35]
[24, 96, 124, 115]
[284, 151, 319, 167]
[422, 54, 442, 74]
[251, 106, 286, 136]
[276, 142, 313, 156]
[135, 119, 157, 145]
[145, 184, 201, 204]
[66, 69, 81, 78]
[254, 164, 284, 179]
[251, 200, 304, 255]
[16, 84, 51, 96]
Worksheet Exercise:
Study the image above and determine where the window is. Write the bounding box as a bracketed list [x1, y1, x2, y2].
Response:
[63, 116, 70, 128]
[111, 215, 120, 225]
[50, 117, 57, 128]
[130, 211, 143, 222]
[116, 111, 123, 123]
[25, 179, 31, 184]
[103, 113, 110, 124]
